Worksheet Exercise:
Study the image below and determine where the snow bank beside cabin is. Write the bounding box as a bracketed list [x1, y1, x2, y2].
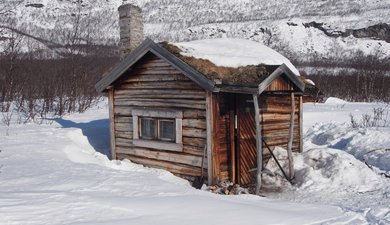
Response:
[173, 38, 300, 75]
[303, 98, 390, 173]
[305, 123, 390, 173]
[0, 100, 362, 225]
[262, 99, 390, 224]
[264, 147, 384, 194]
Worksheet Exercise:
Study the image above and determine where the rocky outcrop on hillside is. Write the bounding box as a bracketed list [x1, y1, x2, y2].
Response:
[303, 22, 390, 43]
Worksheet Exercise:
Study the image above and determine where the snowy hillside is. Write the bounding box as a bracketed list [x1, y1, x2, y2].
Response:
[1, 0, 390, 59]
[1, 98, 389, 224]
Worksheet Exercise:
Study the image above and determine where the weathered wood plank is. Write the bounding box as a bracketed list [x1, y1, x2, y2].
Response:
[183, 109, 206, 119]
[211, 93, 221, 182]
[182, 127, 206, 138]
[183, 137, 206, 147]
[253, 94, 262, 195]
[115, 106, 133, 116]
[114, 100, 206, 110]
[118, 81, 203, 90]
[117, 153, 202, 177]
[262, 113, 299, 122]
[287, 92, 295, 179]
[176, 118, 183, 144]
[115, 131, 133, 139]
[114, 98, 205, 107]
[115, 89, 205, 97]
[115, 116, 133, 123]
[182, 119, 207, 129]
[136, 60, 171, 68]
[299, 96, 303, 153]
[114, 109, 206, 122]
[115, 138, 133, 148]
[116, 147, 203, 167]
[183, 145, 204, 156]
[109, 88, 116, 159]
[132, 108, 183, 118]
[206, 91, 214, 185]
[115, 122, 133, 132]
[262, 139, 300, 148]
[133, 139, 183, 152]
[115, 93, 205, 100]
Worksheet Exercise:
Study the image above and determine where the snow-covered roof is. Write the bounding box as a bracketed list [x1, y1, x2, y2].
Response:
[172, 38, 300, 76]
[96, 38, 305, 93]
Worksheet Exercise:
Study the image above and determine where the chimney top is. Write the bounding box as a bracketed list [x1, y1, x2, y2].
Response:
[118, 3, 144, 59]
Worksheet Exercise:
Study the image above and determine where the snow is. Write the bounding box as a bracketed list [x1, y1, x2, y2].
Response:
[304, 79, 315, 85]
[173, 38, 300, 75]
[324, 97, 348, 104]
[1, 98, 390, 224]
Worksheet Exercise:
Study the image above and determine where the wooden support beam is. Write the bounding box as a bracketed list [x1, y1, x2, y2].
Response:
[212, 94, 221, 182]
[108, 88, 117, 160]
[299, 96, 303, 153]
[206, 91, 214, 185]
[253, 94, 262, 195]
[229, 105, 236, 184]
[287, 92, 295, 179]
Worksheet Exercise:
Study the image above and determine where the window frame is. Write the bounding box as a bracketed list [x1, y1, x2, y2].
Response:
[132, 109, 183, 152]
[157, 118, 176, 142]
[138, 117, 176, 142]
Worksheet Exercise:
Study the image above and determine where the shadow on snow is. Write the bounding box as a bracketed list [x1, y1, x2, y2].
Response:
[51, 118, 111, 159]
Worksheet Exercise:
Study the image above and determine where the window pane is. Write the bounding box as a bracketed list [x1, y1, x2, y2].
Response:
[159, 119, 175, 141]
[140, 118, 156, 139]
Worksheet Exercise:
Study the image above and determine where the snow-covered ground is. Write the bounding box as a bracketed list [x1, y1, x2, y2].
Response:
[1, 98, 389, 224]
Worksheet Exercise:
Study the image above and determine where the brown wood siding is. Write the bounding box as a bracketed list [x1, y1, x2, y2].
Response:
[112, 53, 207, 180]
[214, 94, 232, 182]
[260, 95, 301, 162]
[236, 94, 302, 186]
[237, 101, 257, 185]
[265, 76, 294, 92]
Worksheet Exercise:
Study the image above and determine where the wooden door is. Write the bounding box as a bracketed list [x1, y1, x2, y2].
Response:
[237, 95, 257, 185]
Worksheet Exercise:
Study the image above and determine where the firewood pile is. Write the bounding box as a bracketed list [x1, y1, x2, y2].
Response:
[203, 181, 250, 195]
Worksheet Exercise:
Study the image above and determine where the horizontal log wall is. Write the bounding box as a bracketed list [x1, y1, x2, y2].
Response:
[265, 76, 294, 92]
[113, 53, 207, 180]
[260, 95, 301, 162]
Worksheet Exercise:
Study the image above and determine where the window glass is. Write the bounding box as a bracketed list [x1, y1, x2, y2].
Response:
[140, 118, 156, 139]
[159, 119, 175, 142]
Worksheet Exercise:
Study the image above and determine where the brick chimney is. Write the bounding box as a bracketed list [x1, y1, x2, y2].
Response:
[118, 4, 144, 59]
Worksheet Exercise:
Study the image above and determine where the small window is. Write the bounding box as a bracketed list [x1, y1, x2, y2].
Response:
[132, 109, 183, 152]
[139, 117, 175, 142]
[140, 118, 157, 140]
[159, 119, 175, 142]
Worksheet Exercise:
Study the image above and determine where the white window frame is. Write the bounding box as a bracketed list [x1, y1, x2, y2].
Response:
[132, 109, 183, 152]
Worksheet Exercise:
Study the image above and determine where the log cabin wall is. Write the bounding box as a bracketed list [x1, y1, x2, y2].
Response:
[260, 95, 301, 162]
[112, 52, 208, 181]
[261, 75, 302, 161]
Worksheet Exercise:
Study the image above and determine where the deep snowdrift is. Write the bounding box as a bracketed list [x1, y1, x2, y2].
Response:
[1, 98, 389, 224]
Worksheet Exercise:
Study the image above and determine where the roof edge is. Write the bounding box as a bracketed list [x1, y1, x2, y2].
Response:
[95, 38, 215, 93]
[258, 63, 305, 95]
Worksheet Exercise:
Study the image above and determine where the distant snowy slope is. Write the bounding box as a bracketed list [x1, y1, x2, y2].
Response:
[1, 0, 390, 59]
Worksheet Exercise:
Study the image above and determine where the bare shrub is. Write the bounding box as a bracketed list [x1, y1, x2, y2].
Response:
[1, 110, 12, 126]
[350, 107, 389, 128]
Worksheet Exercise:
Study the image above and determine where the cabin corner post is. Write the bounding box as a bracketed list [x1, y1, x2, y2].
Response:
[287, 92, 295, 179]
[253, 94, 262, 195]
[299, 95, 303, 153]
[108, 88, 117, 160]
[206, 91, 215, 185]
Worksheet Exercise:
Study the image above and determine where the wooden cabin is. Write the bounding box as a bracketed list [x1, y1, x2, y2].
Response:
[95, 38, 305, 191]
